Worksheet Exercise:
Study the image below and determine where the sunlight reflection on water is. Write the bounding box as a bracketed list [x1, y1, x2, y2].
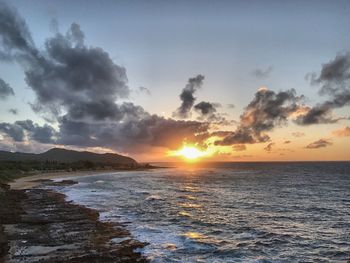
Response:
[59, 162, 350, 262]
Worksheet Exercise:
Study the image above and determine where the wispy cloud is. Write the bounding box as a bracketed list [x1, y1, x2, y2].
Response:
[138, 86, 151, 96]
[8, 108, 18, 115]
[332, 126, 350, 137]
[291, 132, 304, 137]
[251, 66, 273, 79]
[305, 139, 332, 149]
[0, 78, 14, 99]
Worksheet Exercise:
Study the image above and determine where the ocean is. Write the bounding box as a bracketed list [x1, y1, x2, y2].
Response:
[57, 162, 350, 262]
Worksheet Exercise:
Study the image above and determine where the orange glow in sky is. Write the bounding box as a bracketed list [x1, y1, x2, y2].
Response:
[168, 145, 213, 162]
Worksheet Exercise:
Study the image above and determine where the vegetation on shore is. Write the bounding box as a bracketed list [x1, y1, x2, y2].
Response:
[0, 160, 146, 183]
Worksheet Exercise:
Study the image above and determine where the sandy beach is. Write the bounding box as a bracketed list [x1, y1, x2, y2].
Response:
[9, 170, 121, 190]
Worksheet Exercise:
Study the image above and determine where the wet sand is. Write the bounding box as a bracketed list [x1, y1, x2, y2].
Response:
[1, 174, 149, 262]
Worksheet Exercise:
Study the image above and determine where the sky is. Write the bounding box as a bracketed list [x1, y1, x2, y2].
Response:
[0, 0, 349, 162]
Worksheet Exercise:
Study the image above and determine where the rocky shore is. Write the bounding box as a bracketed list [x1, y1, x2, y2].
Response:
[0, 180, 149, 263]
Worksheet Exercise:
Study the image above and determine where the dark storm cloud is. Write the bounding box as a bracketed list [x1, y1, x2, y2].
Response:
[16, 120, 56, 143]
[215, 88, 302, 145]
[28, 28, 129, 121]
[0, 2, 36, 60]
[252, 66, 273, 79]
[0, 2, 129, 121]
[0, 3, 213, 154]
[6, 2, 342, 156]
[57, 113, 209, 152]
[0, 120, 56, 143]
[305, 138, 332, 149]
[0, 78, 14, 99]
[55, 102, 210, 152]
[0, 3, 205, 151]
[297, 52, 350, 125]
[173, 75, 204, 119]
[0, 122, 25, 141]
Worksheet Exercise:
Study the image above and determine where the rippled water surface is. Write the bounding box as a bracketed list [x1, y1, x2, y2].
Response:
[59, 162, 350, 262]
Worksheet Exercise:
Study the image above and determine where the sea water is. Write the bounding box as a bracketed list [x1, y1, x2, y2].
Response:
[58, 162, 350, 262]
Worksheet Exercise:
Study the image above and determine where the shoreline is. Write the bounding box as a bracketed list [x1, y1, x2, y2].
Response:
[8, 165, 167, 190]
[1, 172, 150, 262]
[9, 170, 123, 190]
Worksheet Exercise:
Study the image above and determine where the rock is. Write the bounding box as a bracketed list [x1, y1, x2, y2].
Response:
[0, 184, 149, 262]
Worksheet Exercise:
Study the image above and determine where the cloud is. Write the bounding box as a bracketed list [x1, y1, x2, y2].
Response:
[305, 139, 332, 149]
[0, 3, 129, 122]
[297, 52, 350, 125]
[231, 154, 253, 159]
[252, 66, 273, 79]
[0, 120, 56, 143]
[295, 104, 342, 125]
[194, 101, 217, 116]
[16, 120, 56, 143]
[291, 132, 304, 137]
[8, 108, 18, 115]
[0, 2, 36, 60]
[240, 88, 301, 132]
[173, 75, 204, 119]
[193, 101, 229, 124]
[0, 3, 212, 154]
[332, 126, 350, 137]
[0, 122, 25, 141]
[311, 52, 350, 88]
[0, 115, 205, 152]
[0, 78, 14, 99]
[138, 86, 151, 95]
[0, 139, 52, 153]
[215, 88, 302, 145]
[233, 144, 246, 151]
[57, 113, 209, 152]
[215, 128, 257, 145]
[264, 142, 275, 151]
[2, 2, 345, 158]
[30, 25, 130, 121]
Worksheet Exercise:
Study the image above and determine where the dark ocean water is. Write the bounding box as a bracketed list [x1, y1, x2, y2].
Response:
[58, 162, 350, 262]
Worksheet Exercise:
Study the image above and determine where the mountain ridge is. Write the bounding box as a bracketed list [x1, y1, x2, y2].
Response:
[0, 148, 137, 165]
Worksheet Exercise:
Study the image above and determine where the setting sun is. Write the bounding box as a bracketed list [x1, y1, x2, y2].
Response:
[178, 147, 205, 159]
[169, 146, 209, 161]
[0, 1, 349, 262]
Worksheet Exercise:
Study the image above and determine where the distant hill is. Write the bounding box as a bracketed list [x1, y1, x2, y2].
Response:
[0, 148, 137, 165]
